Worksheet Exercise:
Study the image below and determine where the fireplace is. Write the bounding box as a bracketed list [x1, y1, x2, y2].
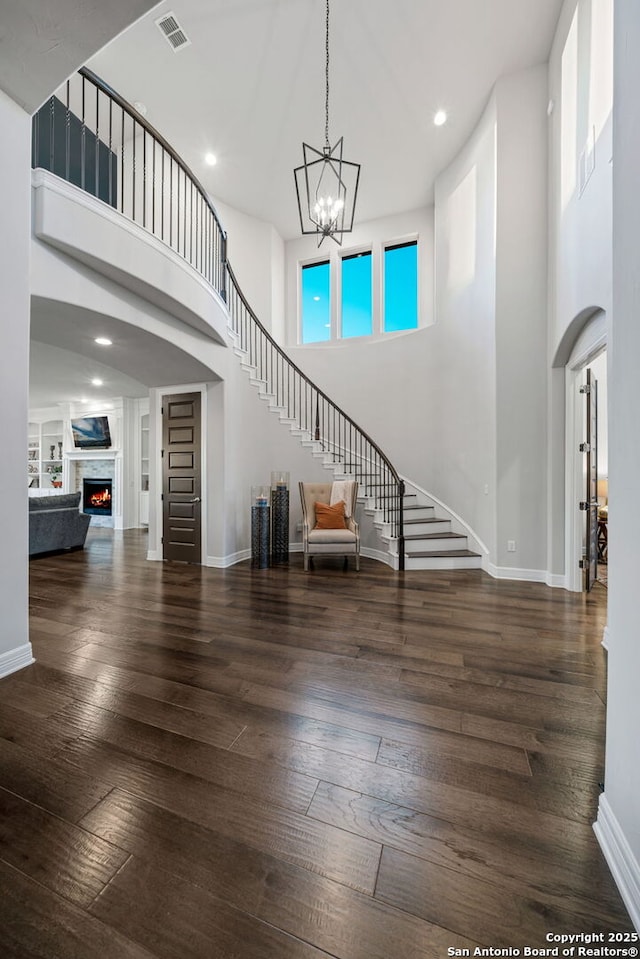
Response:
[83, 478, 113, 516]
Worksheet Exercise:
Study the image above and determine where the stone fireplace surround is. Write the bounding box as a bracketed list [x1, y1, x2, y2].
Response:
[67, 449, 122, 529]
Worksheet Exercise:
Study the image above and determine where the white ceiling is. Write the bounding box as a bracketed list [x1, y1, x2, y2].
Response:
[0, 0, 158, 113]
[26, 0, 565, 407]
[30, 299, 219, 408]
[88, 0, 564, 239]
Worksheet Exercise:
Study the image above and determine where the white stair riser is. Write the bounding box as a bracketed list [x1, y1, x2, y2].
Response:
[406, 535, 468, 552]
[405, 554, 481, 571]
[404, 520, 451, 536]
[402, 507, 436, 520]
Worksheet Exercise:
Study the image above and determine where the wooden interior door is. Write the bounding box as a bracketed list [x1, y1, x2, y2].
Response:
[162, 392, 201, 563]
[581, 369, 598, 591]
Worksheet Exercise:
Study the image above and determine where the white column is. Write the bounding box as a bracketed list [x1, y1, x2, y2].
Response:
[593, 0, 640, 930]
[0, 89, 33, 676]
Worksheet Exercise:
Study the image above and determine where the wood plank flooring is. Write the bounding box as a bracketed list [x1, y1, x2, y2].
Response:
[0, 528, 633, 958]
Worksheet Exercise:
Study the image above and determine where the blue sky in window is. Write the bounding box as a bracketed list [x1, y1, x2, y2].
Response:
[385, 243, 418, 332]
[342, 253, 372, 338]
[301, 261, 330, 343]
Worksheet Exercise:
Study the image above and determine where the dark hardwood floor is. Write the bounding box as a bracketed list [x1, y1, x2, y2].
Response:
[0, 528, 633, 958]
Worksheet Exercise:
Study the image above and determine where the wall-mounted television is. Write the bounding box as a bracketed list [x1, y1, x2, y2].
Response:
[71, 415, 112, 449]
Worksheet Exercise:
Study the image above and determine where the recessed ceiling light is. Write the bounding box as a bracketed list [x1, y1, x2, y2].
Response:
[94, 337, 112, 346]
[80, 397, 88, 403]
[91, 378, 103, 387]
[434, 110, 447, 127]
[205, 153, 217, 167]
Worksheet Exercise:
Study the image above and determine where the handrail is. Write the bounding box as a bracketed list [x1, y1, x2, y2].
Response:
[226, 264, 405, 565]
[227, 265, 401, 474]
[32, 68, 227, 299]
[31, 68, 405, 568]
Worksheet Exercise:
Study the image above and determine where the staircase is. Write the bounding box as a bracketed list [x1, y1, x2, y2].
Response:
[226, 266, 482, 572]
[387, 494, 482, 570]
[45, 69, 482, 573]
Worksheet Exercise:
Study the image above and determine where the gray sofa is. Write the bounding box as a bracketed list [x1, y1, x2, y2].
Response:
[29, 491, 91, 557]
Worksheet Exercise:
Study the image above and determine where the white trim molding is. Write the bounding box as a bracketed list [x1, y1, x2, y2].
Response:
[486, 562, 549, 584]
[362, 546, 395, 568]
[0, 642, 35, 679]
[546, 572, 568, 589]
[206, 549, 251, 568]
[594, 794, 640, 931]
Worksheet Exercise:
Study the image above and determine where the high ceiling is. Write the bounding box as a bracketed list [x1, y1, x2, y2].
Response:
[24, 0, 564, 407]
[88, 0, 564, 240]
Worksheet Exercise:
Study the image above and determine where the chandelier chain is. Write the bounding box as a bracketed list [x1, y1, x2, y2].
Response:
[324, 0, 330, 148]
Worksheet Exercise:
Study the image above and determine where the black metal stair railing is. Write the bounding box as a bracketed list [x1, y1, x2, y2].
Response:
[31, 67, 405, 568]
[226, 265, 405, 566]
[32, 67, 227, 298]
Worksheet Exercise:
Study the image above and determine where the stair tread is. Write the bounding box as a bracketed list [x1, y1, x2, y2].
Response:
[405, 549, 481, 558]
[405, 533, 467, 542]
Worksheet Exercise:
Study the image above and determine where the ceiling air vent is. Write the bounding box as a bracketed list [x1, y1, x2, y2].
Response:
[155, 12, 191, 52]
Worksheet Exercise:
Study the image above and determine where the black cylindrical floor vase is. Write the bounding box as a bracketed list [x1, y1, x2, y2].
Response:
[251, 504, 270, 568]
[271, 488, 289, 565]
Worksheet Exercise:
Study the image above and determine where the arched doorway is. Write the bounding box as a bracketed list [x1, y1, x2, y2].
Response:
[556, 309, 608, 593]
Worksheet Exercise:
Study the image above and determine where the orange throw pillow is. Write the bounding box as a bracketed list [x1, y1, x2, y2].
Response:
[314, 500, 347, 530]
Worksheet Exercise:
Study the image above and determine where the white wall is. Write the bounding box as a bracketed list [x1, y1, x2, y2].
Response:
[494, 66, 549, 573]
[213, 197, 285, 337]
[432, 98, 499, 560]
[548, 0, 613, 359]
[593, 0, 640, 929]
[546, 0, 613, 581]
[284, 73, 548, 575]
[0, 90, 33, 675]
[285, 125, 497, 560]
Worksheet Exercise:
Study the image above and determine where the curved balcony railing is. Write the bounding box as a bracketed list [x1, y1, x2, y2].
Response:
[31, 68, 405, 568]
[32, 67, 227, 297]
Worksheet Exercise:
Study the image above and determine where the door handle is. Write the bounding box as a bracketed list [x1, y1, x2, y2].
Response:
[190, 497, 201, 503]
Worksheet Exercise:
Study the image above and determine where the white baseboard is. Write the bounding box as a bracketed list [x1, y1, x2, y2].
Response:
[486, 562, 549, 583]
[362, 546, 395, 567]
[482, 557, 567, 589]
[206, 549, 251, 568]
[594, 794, 640, 931]
[158, 542, 385, 569]
[206, 543, 304, 568]
[0, 642, 35, 679]
[546, 572, 567, 589]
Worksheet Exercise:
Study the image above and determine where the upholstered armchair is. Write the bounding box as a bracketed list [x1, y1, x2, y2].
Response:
[299, 481, 360, 571]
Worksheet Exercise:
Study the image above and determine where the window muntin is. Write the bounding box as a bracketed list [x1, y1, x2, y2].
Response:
[298, 238, 420, 343]
[341, 251, 372, 338]
[384, 241, 418, 332]
[301, 260, 330, 344]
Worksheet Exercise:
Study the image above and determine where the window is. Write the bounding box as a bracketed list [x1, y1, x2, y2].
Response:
[301, 260, 330, 343]
[384, 241, 418, 332]
[341, 251, 372, 338]
[298, 237, 420, 343]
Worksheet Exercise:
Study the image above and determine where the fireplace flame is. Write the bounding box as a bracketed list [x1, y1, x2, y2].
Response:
[90, 489, 112, 507]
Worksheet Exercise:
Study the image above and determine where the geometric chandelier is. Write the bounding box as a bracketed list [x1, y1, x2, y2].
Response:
[294, 0, 360, 246]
